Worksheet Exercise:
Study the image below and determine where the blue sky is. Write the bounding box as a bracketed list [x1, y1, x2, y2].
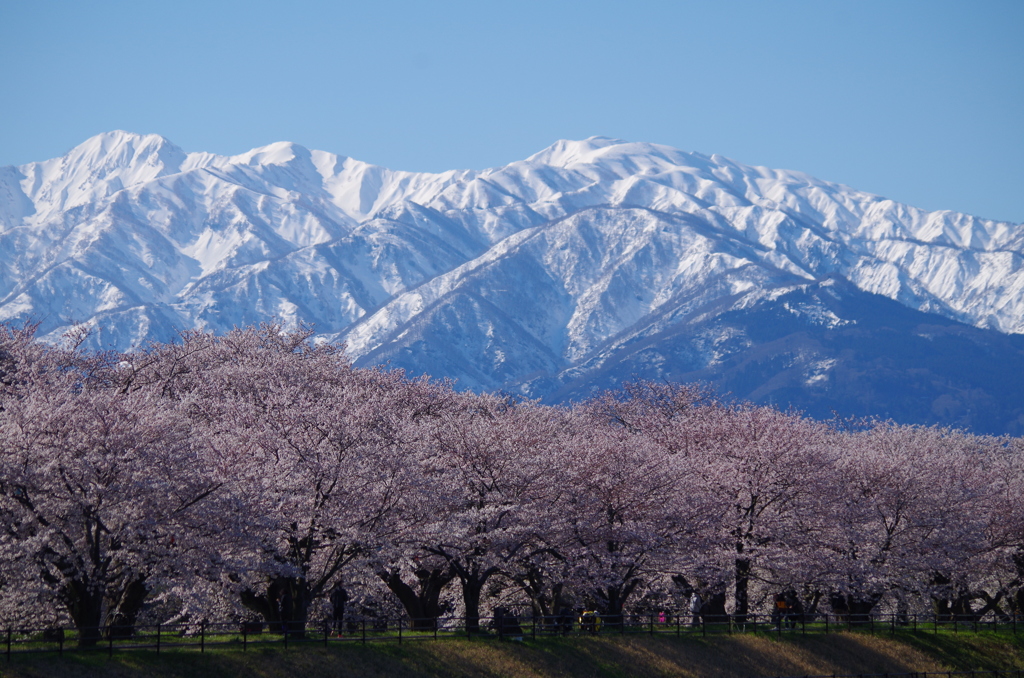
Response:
[2, 0, 1022, 223]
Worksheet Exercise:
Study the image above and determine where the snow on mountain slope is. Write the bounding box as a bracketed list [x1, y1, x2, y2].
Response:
[1, 131, 1022, 429]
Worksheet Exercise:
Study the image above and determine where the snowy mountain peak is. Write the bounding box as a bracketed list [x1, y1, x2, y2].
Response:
[525, 136, 631, 166]
[231, 140, 312, 167]
[12, 132, 188, 217]
[65, 130, 186, 178]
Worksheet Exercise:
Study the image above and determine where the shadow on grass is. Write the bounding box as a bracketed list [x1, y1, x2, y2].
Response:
[895, 630, 1024, 671]
[0, 631, 1017, 678]
[474, 634, 947, 678]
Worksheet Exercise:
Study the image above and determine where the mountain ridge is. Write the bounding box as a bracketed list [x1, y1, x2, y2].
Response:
[2, 131, 1022, 432]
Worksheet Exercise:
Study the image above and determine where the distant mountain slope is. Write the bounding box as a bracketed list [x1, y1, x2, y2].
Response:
[546, 276, 1024, 435]
[2, 132, 1022, 432]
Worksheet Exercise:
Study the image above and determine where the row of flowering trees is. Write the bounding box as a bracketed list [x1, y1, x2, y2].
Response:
[1, 323, 1023, 645]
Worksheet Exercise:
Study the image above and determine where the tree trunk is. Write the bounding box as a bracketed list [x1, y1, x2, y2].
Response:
[512, 569, 565, 625]
[1012, 588, 1024, 620]
[600, 579, 640, 629]
[107, 577, 148, 639]
[241, 583, 282, 630]
[462, 577, 483, 634]
[281, 577, 311, 637]
[377, 566, 454, 631]
[802, 589, 823, 616]
[241, 576, 311, 635]
[734, 557, 751, 623]
[704, 591, 729, 624]
[831, 592, 882, 625]
[61, 579, 105, 648]
[446, 560, 497, 635]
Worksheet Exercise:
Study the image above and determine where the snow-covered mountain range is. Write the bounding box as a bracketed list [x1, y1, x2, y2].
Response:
[2, 132, 1023, 432]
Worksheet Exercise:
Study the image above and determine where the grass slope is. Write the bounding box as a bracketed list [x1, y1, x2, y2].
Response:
[1, 631, 1022, 678]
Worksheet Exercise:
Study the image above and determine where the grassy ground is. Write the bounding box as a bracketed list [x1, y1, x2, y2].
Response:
[0, 630, 1022, 678]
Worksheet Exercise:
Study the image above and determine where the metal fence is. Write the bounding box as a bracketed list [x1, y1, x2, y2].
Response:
[2, 611, 1022, 661]
[768, 673, 1023, 678]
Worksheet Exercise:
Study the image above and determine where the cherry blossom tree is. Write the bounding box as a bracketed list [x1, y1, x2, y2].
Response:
[164, 326, 430, 633]
[401, 393, 563, 632]
[3, 322, 1023, 634]
[986, 436, 1024, 619]
[0, 338, 220, 645]
[545, 401, 704, 624]
[586, 385, 834, 620]
[821, 424, 1002, 620]
[687, 405, 836, 620]
[585, 382, 733, 607]
[588, 381, 720, 455]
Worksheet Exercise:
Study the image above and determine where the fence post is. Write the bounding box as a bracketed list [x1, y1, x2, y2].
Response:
[156, 623, 161, 654]
[676, 615, 680, 638]
[109, 628, 113, 658]
[5, 628, 8, 663]
[201, 620, 206, 653]
[650, 614, 654, 636]
[325, 622, 330, 648]
[362, 619, 366, 645]
[59, 629, 63, 657]
[398, 618, 402, 645]
[243, 624, 247, 652]
[825, 613, 829, 634]
[702, 615, 706, 638]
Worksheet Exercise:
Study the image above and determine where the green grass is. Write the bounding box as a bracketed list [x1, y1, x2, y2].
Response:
[0, 628, 1022, 677]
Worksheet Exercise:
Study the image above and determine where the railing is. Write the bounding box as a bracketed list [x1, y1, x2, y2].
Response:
[766, 673, 1023, 678]
[1, 611, 1020, 661]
